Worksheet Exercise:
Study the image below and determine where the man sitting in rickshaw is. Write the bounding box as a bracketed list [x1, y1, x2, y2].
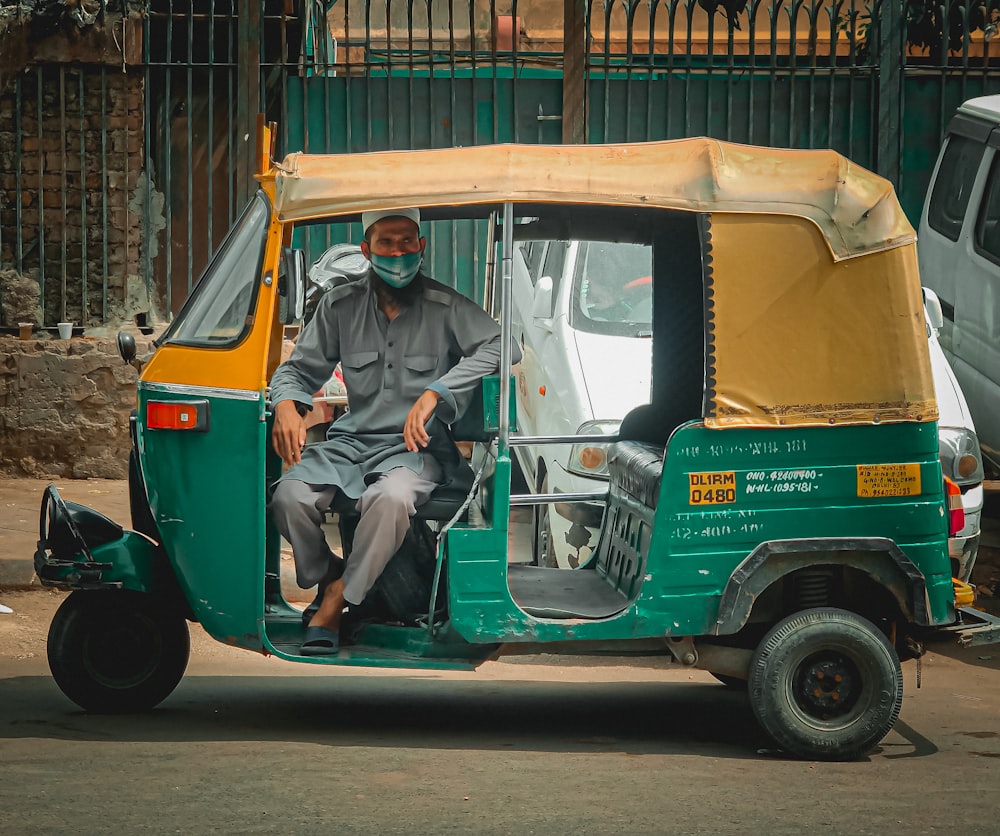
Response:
[269, 209, 515, 656]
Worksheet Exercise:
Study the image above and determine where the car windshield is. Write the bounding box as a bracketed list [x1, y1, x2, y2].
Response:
[570, 241, 653, 337]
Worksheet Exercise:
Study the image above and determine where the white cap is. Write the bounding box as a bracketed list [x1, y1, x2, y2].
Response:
[361, 208, 420, 234]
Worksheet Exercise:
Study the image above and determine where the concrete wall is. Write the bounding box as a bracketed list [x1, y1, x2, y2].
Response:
[0, 331, 156, 478]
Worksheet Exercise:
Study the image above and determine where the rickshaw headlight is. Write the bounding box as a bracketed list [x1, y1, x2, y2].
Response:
[938, 427, 984, 486]
[567, 420, 620, 479]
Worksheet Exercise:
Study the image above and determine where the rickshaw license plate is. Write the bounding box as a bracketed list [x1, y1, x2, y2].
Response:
[856, 463, 921, 497]
[689, 471, 737, 505]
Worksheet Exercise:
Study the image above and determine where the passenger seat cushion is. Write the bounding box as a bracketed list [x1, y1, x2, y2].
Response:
[608, 441, 665, 510]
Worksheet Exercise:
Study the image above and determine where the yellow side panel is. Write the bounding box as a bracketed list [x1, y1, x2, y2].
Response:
[706, 214, 937, 428]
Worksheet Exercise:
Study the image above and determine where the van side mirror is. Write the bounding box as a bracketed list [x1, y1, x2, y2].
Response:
[278, 247, 306, 324]
[923, 286, 944, 332]
[532, 275, 554, 320]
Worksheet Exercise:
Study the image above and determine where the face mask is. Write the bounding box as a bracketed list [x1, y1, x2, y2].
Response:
[369, 251, 422, 288]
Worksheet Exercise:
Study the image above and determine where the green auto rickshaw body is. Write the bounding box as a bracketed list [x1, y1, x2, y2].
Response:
[35, 133, 1000, 749]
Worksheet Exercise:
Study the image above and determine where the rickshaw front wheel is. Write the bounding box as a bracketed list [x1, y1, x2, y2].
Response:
[47, 590, 190, 713]
[748, 607, 903, 761]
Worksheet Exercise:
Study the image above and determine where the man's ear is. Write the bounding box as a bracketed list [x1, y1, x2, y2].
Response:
[360, 240, 371, 259]
[419, 236, 427, 252]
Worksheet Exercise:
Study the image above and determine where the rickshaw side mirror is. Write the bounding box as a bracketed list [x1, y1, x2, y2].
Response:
[922, 286, 944, 333]
[117, 330, 137, 364]
[278, 247, 307, 325]
[532, 275, 554, 321]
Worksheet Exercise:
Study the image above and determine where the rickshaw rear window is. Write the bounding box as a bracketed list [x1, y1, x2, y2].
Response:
[159, 192, 270, 348]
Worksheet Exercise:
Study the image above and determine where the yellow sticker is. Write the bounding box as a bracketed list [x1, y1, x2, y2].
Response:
[689, 471, 737, 505]
[856, 463, 922, 498]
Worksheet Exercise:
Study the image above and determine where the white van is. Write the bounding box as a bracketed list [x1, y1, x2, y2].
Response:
[512, 238, 985, 581]
[918, 94, 1000, 475]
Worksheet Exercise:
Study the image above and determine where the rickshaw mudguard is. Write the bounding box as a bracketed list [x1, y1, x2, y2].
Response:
[712, 538, 955, 635]
[34, 483, 166, 594]
[35, 528, 161, 593]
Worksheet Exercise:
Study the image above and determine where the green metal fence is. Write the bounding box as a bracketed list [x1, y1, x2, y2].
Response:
[3, 0, 1000, 323]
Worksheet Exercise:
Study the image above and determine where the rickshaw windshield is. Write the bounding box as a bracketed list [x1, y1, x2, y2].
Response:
[569, 241, 653, 337]
[159, 191, 270, 348]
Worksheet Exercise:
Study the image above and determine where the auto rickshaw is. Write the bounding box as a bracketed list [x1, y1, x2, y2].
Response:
[34, 120, 1000, 761]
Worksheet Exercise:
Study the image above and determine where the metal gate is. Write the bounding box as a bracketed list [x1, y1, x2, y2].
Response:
[3, 0, 1000, 323]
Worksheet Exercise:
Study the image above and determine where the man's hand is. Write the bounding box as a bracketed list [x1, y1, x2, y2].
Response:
[404, 389, 441, 451]
[272, 399, 308, 467]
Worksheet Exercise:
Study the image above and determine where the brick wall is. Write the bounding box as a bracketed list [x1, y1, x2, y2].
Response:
[0, 63, 147, 328]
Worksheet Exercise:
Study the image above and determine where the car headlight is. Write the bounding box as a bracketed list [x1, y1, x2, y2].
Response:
[566, 420, 621, 479]
[938, 427, 984, 487]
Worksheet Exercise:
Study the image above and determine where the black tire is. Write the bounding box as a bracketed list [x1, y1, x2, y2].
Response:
[532, 470, 555, 568]
[47, 590, 190, 713]
[749, 608, 902, 761]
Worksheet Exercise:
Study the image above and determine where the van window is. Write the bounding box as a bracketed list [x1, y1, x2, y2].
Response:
[975, 156, 1000, 265]
[928, 135, 986, 241]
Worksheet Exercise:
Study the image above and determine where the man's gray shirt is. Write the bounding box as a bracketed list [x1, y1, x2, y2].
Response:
[270, 273, 518, 496]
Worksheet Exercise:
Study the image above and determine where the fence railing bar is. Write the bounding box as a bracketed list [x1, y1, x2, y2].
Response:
[15, 74, 23, 277]
[59, 66, 68, 324]
[78, 70, 88, 323]
[36, 71, 45, 323]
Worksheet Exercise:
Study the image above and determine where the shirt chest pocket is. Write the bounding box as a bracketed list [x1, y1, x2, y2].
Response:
[341, 350, 380, 400]
[404, 354, 437, 375]
[402, 354, 439, 397]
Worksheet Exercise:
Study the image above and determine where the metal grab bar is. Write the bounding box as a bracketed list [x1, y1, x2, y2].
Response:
[508, 434, 619, 446]
[510, 491, 608, 506]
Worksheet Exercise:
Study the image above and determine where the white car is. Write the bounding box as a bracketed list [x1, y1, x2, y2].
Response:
[924, 288, 984, 582]
[511, 238, 653, 568]
[512, 237, 985, 580]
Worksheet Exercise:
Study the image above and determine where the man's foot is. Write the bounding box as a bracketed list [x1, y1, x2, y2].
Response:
[300, 625, 340, 656]
[300, 555, 346, 627]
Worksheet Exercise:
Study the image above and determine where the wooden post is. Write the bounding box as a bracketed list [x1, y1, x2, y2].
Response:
[562, 0, 587, 144]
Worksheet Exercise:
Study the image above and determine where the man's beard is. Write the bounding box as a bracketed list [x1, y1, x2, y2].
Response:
[368, 269, 425, 305]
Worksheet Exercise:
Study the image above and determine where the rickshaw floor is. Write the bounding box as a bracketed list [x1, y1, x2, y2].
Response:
[265, 621, 495, 668]
[507, 565, 629, 619]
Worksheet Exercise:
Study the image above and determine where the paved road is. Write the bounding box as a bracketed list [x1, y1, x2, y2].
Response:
[2, 591, 1000, 835]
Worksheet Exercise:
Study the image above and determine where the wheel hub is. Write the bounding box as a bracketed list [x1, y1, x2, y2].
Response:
[794, 652, 862, 719]
[81, 613, 160, 688]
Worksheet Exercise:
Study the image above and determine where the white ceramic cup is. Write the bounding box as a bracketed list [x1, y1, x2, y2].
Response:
[57, 322, 73, 340]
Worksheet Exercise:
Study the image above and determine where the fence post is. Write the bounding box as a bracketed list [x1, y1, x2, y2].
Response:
[563, 0, 587, 143]
[876, 0, 904, 189]
[236, 0, 262, 205]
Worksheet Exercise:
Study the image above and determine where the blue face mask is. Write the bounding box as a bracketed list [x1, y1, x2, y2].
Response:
[369, 250, 423, 288]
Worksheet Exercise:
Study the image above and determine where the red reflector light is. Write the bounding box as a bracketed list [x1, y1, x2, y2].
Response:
[944, 477, 964, 537]
[147, 400, 209, 432]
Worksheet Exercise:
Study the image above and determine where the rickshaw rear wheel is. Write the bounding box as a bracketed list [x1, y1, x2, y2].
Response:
[47, 590, 190, 713]
[748, 607, 902, 761]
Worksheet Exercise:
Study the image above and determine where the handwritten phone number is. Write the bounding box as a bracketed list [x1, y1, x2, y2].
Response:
[745, 481, 816, 495]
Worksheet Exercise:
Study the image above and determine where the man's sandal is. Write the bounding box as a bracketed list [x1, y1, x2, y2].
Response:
[300, 625, 340, 656]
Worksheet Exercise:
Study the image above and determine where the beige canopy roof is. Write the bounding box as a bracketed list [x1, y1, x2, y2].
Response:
[272, 138, 913, 262]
